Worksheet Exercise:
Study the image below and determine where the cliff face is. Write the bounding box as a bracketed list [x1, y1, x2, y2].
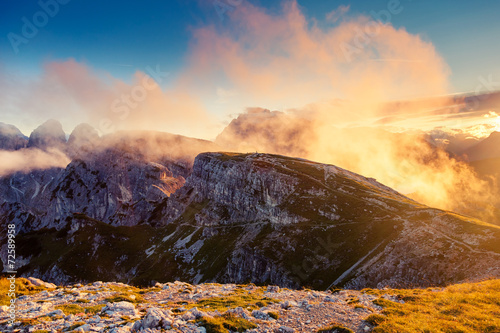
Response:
[163, 152, 410, 225]
[0, 150, 187, 233]
[5, 152, 499, 290]
[163, 153, 305, 226]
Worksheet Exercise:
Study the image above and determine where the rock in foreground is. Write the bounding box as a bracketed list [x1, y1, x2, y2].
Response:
[3, 277, 499, 333]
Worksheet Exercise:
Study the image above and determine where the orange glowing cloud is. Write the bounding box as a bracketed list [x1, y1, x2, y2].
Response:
[0, 59, 214, 138]
[183, 0, 450, 117]
[0, 1, 452, 138]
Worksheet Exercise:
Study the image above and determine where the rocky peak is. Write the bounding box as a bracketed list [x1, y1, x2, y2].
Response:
[27, 119, 67, 149]
[68, 123, 99, 147]
[0, 122, 27, 150]
[67, 123, 100, 157]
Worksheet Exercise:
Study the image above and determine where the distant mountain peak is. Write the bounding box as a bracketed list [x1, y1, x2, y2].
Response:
[0, 122, 27, 150]
[488, 131, 500, 139]
[67, 123, 100, 151]
[465, 130, 500, 161]
[27, 119, 67, 149]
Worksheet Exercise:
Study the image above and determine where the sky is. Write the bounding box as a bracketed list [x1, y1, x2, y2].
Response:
[0, 0, 499, 137]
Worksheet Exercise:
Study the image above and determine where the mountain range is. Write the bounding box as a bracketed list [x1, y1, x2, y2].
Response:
[1, 120, 500, 290]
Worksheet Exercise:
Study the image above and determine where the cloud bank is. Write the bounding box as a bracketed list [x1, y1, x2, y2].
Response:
[0, 148, 70, 177]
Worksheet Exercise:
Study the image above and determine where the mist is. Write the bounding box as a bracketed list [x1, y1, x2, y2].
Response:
[0, 148, 70, 177]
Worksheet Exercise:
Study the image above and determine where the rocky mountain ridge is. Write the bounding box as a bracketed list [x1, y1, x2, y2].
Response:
[0, 123, 220, 232]
[2, 147, 499, 290]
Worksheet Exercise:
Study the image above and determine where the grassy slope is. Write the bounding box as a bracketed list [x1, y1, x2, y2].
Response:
[364, 279, 500, 333]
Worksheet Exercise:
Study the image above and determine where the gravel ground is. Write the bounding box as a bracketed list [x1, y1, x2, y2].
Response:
[0, 279, 393, 333]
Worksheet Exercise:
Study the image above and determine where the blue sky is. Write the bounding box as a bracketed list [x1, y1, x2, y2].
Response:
[1, 0, 499, 91]
[0, 0, 499, 136]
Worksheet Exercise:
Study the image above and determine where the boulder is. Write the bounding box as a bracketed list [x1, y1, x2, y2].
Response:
[132, 307, 173, 331]
[28, 277, 57, 289]
[280, 300, 298, 309]
[109, 326, 132, 333]
[103, 302, 138, 317]
[251, 310, 270, 320]
[267, 286, 280, 293]
[189, 307, 211, 319]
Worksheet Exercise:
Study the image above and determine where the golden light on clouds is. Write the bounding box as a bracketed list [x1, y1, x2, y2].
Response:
[484, 111, 500, 131]
[1, 0, 499, 223]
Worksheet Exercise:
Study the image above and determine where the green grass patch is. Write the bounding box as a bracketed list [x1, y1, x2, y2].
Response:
[187, 294, 279, 312]
[365, 314, 386, 326]
[19, 318, 39, 326]
[330, 286, 343, 294]
[64, 321, 86, 331]
[105, 292, 145, 304]
[346, 297, 359, 305]
[37, 314, 61, 322]
[317, 323, 354, 333]
[76, 298, 90, 303]
[198, 313, 257, 333]
[55, 304, 85, 315]
[120, 315, 136, 323]
[85, 304, 105, 315]
[268, 311, 279, 320]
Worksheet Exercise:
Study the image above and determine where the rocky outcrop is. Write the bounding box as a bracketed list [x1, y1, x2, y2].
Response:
[0, 148, 187, 233]
[164, 153, 304, 226]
